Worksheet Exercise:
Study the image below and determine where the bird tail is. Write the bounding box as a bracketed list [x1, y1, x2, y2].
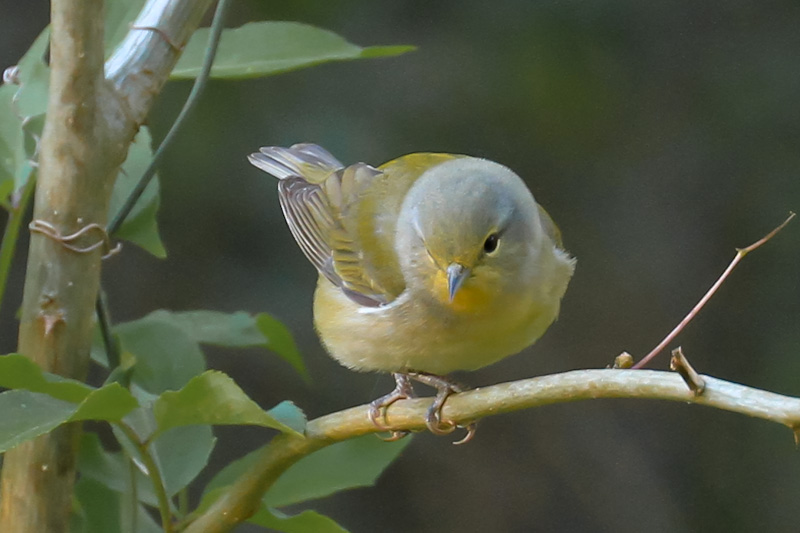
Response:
[248, 143, 344, 184]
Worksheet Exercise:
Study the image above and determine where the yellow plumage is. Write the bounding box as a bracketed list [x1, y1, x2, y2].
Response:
[249, 143, 575, 439]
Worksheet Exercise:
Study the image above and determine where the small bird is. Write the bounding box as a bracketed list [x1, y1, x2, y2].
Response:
[249, 143, 575, 442]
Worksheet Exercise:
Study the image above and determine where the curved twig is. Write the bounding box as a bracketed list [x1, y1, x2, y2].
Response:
[632, 212, 795, 369]
[185, 368, 800, 533]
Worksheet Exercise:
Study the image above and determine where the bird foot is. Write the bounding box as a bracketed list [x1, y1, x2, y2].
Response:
[367, 372, 477, 444]
[369, 373, 416, 440]
[408, 371, 477, 445]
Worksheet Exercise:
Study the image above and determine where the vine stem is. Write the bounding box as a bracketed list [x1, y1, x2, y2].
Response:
[106, 0, 231, 235]
[97, 0, 232, 371]
[631, 212, 795, 369]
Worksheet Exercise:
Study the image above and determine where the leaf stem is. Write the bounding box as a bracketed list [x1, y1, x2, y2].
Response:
[96, 291, 120, 370]
[126, 458, 139, 533]
[177, 487, 189, 519]
[0, 175, 36, 314]
[117, 423, 173, 533]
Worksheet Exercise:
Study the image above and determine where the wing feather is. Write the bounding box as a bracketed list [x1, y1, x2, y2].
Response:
[249, 144, 392, 307]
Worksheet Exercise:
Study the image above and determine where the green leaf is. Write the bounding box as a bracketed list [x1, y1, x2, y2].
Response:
[112, 415, 216, 498]
[0, 385, 139, 453]
[139, 309, 307, 379]
[15, 113, 45, 191]
[171, 22, 415, 80]
[146, 310, 266, 346]
[0, 353, 93, 402]
[249, 508, 349, 533]
[263, 435, 412, 507]
[255, 313, 307, 380]
[0, 84, 17, 198]
[203, 446, 262, 496]
[74, 477, 123, 533]
[109, 127, 166, 257]
[78, 432, 160, 508]
[204, 435, 411, 508]
[0, 357, 138, 451]
[71, 383, 139, 422]
[154, 425, 216, 497]
[115, 316, 206, 394]
[0, 390, 77, 452]
[74, 476, 162, 533]
[153, 370, 303, 436]
[267, 401, 307, 435]
[0, 28, 49, 194]
[14, 27, 50, 120]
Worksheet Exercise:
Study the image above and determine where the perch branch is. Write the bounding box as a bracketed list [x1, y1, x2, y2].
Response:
[185, 368, 800, 533]
[632, 212, 795, 369]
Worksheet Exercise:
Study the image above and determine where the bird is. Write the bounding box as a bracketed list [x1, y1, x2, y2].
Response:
[248, 143, 575, 443]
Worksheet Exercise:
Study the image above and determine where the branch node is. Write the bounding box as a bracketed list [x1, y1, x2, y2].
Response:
[611, 352, 635, 369]
[29, 219, 122, 259]
[130, 24, 184, 51]
[669, 347, 705, 395]
[2, 65, 20, 85]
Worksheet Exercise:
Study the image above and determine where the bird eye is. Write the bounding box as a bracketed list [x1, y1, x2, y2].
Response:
[483, 233, 499, 254]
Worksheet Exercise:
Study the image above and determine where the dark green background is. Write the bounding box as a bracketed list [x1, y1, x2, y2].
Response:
[2, 1, 799, 532]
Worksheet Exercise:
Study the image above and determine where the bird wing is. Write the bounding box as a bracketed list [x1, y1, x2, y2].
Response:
[536, 203, 565, 249]
[249, 144, 394, 307]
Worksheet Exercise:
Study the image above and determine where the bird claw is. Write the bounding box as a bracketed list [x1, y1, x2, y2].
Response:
[411, 371, 478, 444]
[452, 422, 477, 445]
[368, 373, 416, 432]
[368, 371, 479, 444]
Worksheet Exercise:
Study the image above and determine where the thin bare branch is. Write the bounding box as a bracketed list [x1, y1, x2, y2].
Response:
[631, 212, 795, 369]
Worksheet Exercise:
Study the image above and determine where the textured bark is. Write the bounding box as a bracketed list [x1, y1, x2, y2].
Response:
[0, 2, 110, 530]
[0, 0, 212, 530]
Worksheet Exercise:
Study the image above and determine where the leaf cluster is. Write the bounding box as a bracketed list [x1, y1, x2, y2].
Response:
[0, 2, 414, 531]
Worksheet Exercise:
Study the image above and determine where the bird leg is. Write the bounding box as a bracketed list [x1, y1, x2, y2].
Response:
[369, 372, 416, 441]
[408, 371, 477, 445]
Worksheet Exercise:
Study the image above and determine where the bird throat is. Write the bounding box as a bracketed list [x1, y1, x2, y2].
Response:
[433, 269, 493, 313]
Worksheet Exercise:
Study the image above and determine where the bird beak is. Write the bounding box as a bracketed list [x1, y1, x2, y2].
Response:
[447, 263, 470, 302]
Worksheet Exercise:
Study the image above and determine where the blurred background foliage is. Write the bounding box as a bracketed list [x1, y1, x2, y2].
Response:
[1, 1, 799, 531]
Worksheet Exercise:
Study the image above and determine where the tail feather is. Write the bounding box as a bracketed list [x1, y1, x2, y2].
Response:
[248, 143, 344, 183]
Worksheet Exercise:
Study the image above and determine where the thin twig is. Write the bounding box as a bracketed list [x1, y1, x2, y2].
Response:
[631, 212, 795, 369]
[95, 291, 119, 370]
[117, 423, 173, 533]
[669, 347, 705, 395]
